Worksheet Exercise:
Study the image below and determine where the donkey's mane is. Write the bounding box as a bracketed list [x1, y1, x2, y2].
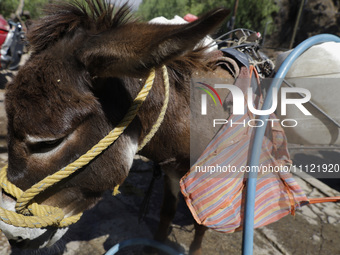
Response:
[27, 0, 133, 53]
[27, 0, 213, 79]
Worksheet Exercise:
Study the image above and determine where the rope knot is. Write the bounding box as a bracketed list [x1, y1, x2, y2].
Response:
[0, 166, 82, 228]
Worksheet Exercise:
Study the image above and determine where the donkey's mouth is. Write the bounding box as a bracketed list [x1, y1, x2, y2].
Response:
[9, 237, 30, 249]
[0, 187, 68, 250]
[8, 227, 59, 250]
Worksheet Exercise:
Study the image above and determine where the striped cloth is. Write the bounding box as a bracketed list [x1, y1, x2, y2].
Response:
[180, 66, 308, 233]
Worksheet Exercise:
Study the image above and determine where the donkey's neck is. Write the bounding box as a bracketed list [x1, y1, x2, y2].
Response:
[130, 68, 191, 163]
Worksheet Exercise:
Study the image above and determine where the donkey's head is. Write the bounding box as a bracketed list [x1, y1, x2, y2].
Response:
[1, 0, 229, 249]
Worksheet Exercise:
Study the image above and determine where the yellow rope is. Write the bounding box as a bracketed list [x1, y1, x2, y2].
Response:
[138, 65, 169, 151]
[0, 165, 81, 228]
[0, 66, 170, 228]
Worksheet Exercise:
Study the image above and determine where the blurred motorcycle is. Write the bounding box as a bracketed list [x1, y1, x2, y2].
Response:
[0, 15, 25, 70]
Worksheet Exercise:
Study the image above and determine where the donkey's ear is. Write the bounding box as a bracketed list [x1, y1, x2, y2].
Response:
[78, 8, 230, 77]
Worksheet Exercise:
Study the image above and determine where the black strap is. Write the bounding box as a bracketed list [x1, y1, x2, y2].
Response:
[220, 48, 250, 68]
[138, 163, 162, 223]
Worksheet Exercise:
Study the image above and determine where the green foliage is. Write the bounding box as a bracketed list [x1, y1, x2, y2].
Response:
[233, 0, 278, 33]
[0, 0, 17, 18]
[0, 0, 50, 19]
[137, 0, 187, 20]
[137, 0, 278, 34]
[24, 0, 50, 19]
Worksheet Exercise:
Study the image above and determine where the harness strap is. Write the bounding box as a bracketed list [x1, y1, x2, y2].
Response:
[282, 180, 297, 216]
[138, 163, 162, 222]
[308, 197, 340, 204]
[0, 65, 170, 228]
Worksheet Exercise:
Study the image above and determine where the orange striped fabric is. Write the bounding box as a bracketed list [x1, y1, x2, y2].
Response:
[180, 66, 308, 233]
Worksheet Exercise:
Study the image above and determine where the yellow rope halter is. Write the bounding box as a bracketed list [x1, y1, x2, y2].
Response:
[0, 65, 170, 228]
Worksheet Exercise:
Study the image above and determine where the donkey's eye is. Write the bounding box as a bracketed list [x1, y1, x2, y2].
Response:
[27, 137, 65, 154]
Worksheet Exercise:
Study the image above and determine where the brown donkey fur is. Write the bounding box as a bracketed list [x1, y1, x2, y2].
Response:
[2, 1, 231, 253]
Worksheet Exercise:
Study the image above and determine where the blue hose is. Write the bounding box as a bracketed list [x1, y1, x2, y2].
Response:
[242, 34, 340, 255]
[105, 238, 184, 255]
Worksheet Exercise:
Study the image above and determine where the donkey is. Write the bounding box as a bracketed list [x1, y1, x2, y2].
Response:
[0, 1, 232, 254]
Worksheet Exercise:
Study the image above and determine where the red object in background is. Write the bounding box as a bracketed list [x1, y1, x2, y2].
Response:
[0, 15, 9, 50]
[183, 13, 198, 22]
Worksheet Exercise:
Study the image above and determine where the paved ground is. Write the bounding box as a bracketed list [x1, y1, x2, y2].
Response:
[0, 69, 340, 255]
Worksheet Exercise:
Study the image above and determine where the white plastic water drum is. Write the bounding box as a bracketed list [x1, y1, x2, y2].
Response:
[275, 42, 340, 145]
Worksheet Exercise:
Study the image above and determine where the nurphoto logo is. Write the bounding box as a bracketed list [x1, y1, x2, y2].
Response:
[196, 82, 312, 128]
